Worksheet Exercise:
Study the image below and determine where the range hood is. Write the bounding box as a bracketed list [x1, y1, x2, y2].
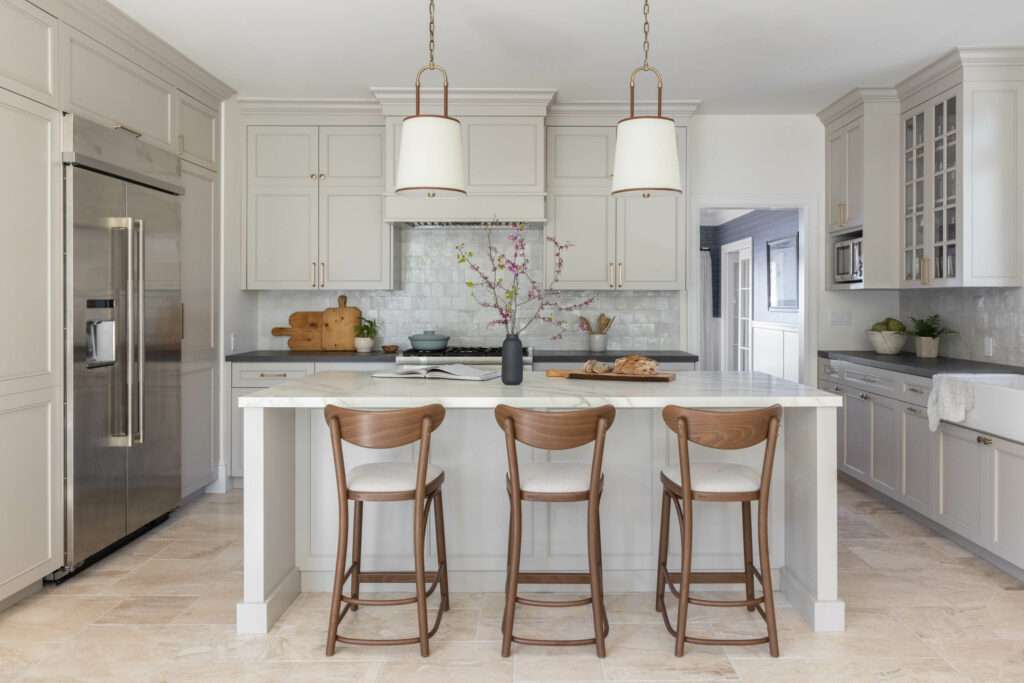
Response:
[384, 194, 546, 224]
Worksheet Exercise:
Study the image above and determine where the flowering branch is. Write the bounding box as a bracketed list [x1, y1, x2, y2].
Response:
[456, 223, 594, 339]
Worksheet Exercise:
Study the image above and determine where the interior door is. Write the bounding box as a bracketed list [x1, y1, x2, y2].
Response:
[69, 167, 128, 564]
[125, 183, 181, 533]
[721, 240, 752, 371]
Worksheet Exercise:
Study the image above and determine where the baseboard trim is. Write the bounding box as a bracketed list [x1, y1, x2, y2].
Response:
[781, 567, 845, 632]
[236, 567, 300, 634]
[204, 464, 229, 494]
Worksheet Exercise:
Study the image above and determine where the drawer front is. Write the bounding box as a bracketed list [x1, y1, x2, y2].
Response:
[842, 365, 900, 398]
[819, 359, 844, 384]
[178, 92, 218, 169]
[314, 362, 395, 374]
[0, 0, 57, 107]
[232, 362, 314, 388]
[64, 27, 177, 151]
[899, 376, 932, 407]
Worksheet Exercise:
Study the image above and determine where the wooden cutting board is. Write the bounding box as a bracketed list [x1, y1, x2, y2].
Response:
[322, 296, 361, 351]
[271, 311, 324, 350]
[544, 369, 676, 382]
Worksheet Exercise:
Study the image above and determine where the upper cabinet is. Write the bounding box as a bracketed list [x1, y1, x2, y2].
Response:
[545, 126, 686, 291]
[62, 26, 178, 152]
[819, 89, 902, 290]
[178, 92, 219, 171]
[0, 0, 58, 108]
[897, 51, 1023, 288]
[245, 125, 394, 290]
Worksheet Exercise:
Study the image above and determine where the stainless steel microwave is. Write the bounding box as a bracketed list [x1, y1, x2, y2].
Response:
[834, 236, 863, 283]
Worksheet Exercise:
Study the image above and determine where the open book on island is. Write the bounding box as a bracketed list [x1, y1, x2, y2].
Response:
[372, 363, 500, 381]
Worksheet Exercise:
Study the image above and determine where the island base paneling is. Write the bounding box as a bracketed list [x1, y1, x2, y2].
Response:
[295, 409, 785, 593]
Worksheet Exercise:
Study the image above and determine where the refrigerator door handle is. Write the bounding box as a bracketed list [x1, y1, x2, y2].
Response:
[106, 216, 134, 447]
[135, 218, 145, 445]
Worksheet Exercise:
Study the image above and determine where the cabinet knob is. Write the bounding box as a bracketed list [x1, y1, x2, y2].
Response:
[859, 393, 871, 401]
[318, 173, 326, 180]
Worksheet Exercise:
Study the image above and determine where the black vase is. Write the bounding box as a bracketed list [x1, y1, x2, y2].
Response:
[501, 334, 523, 385]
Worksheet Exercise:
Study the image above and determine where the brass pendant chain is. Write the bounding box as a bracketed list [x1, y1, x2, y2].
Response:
[642, 0, 651, 70]
[427, 0, 436, 68]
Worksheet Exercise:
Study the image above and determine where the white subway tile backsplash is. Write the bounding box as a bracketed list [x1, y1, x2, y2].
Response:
[256, 226, 681, 351]
[899, 289, 1024, 366]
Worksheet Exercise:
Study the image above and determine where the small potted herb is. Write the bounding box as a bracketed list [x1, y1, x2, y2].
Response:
[909, 314, 956, 358]
[354, 319, 378, 353]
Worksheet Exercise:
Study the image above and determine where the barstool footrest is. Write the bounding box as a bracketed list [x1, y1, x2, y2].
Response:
[685, 635, 771, 647]
[357, 570, 441, 583]
[666, 570, 748, 584]
[688, 595, 764, 608]
[516, 571, 591, 585]
[516, 595, 593, 608]
[510, 635, 600, 647]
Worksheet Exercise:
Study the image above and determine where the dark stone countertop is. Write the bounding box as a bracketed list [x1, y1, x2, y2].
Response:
[818, 350, 1024, 379]
[532, 350, 699, 365]
[226, 350, 398, 363]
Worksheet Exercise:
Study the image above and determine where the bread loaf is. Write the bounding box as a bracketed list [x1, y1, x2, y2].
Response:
[612, 355, 658, 375]
[582, 359, 612, 374]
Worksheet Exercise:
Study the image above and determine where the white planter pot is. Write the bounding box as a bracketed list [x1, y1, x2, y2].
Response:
[589, 334, 608, 353]
[915, 336, 940, 358]
[354, 337, 374, 353]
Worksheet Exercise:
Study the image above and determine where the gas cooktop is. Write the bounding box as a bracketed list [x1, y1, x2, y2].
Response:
[398, 346, 532, 365]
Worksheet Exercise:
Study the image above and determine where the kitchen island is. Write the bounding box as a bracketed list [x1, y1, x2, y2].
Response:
[236, 370, 844, 635]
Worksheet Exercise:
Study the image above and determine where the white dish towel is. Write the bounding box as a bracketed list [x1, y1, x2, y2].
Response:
[926, 374, 980, 431]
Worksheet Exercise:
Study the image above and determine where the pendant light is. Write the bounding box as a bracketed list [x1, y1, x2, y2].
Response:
[611, 0, 681, 197]
[395, 0, 466, 195]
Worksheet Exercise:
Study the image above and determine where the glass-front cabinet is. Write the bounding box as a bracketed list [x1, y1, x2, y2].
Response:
[901, 87, 960, 286]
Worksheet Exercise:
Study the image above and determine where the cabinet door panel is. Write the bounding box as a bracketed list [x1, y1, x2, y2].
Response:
[230, 388, 260, 478]
[181, 163, 217, 357]
[870, 395, 901, 496]
[828, 127, 846, 228]
[938, 425, 982, 540]
[64, 27, 177, 151]
[846, 120, 864, 228]
[546, 194, 615, 290]
[320, 194, 390, 289]
[843, 390, 871, 480]
[902, 406, 937, 517]
[319, 126, 384, 188]
[616, 194, 682, 289]
[178, 94, 218, 170]
[0, 0, 57, 106]
[463, 117, 543, 193]
[181, 364, 216, 496]
[990, 441, 1024, 567]
[546, 127, 615, 189]
[247, 126, 317, 183]
[246, 188, 318, 289]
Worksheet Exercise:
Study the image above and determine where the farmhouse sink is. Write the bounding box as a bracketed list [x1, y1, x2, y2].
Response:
[955, 374, 1024, 443]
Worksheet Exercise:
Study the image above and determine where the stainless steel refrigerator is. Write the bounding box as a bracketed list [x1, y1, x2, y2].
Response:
[60, 116, 183, 574]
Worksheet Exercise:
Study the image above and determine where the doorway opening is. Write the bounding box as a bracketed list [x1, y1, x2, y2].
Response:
[699, 209, 802, 381]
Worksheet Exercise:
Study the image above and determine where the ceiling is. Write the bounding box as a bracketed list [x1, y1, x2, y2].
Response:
[108, 0, 1024, 113]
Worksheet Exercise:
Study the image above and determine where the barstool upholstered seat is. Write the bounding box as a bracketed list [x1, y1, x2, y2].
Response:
[659, 462, 760, 493]
[517, 463, 594, 494]
[347, 462, 444, 493]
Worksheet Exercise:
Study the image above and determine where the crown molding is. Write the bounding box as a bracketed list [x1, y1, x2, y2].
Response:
[237, 98, 384, 125]
[371, 87, 557, 117]
[546, 100, 701, 127]
[817, 88, 899, 125]
[34, 0, 234, 104]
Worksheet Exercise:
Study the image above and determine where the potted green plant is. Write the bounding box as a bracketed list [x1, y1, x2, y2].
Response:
[909, 314, 956, 358]
[354, 318, 378, 353]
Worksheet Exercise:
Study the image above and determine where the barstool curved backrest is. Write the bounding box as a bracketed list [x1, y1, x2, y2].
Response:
[324, 404, 446, 494]
[661, 405, 781, 497]
[495, 405, 616, 495]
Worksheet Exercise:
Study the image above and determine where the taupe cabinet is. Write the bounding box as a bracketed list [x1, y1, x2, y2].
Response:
[544, 127, 686, 290]
[245, 126, 394, 290]
[820, 359, 1024, 571]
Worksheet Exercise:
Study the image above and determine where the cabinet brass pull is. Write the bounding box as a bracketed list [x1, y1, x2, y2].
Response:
[318, 173, 326, 180]
[906, 386, 925, 394]
[114, 124, 143, 138]
[311, 261, 317, 288]
[319, 262, 325, 288]
[617, 262, 623, 288]
[906, 406, 921, 416]
[258, 372, 288, 379]
[608, 262, 615, 288]
[859, 393, 871, 401]
[977, 435, 993, 446]
[309, 173, 316, 180]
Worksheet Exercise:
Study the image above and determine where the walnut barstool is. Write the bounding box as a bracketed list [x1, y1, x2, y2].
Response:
[495, 404, 615, 658]
[655, 405, 782, 657]
[323, 404, 450, 658]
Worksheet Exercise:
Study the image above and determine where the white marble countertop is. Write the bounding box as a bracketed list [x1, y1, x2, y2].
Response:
[238, 370, 842, 409]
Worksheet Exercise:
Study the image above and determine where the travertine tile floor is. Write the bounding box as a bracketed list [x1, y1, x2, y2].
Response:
[2, 481, 1024, 682]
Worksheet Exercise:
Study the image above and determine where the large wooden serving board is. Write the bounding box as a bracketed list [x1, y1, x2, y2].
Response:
[544, 369, 676, 382]
[322, 296, 361, 351]
[271, 311, 324, 350]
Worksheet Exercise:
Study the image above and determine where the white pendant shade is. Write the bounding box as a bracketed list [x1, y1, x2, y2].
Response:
[611, 116, 681, 196]
[395, 115, 466, 195]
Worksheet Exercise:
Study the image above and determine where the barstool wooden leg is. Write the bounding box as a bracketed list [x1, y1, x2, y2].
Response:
[501, 490, 513, 633]
[741, 501, 755, 613]
[501, 496, 523, 658]
[351, 501, 364, 612]
[414, 497, 430, 657]
[326, 497, 349, 656]
[675, 498, 693, 658]
[757, 501, 780, 657]
[434, 491, 450, 612]
[655, 491, 670, 613]
[587, 498, 607, 658]
[595, 498, 609, 635]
